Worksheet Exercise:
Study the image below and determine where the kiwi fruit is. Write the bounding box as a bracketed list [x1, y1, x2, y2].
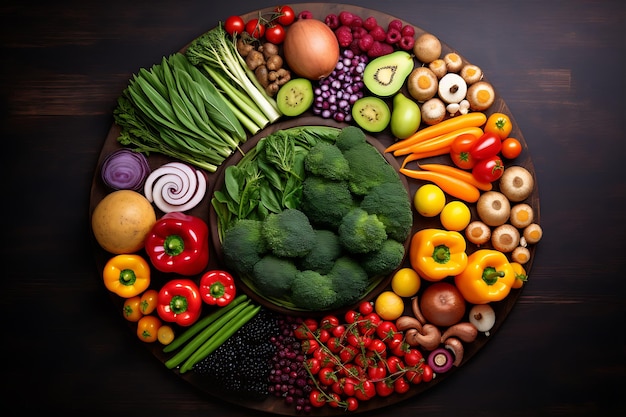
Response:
[351, 96, 391, 133]
[276, 78, 314, 116]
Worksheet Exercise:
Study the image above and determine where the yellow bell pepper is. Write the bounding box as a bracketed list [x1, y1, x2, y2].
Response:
[454, 249, 516, 304]
[409, 228, 468, 281]
[103, 254, 151, 298]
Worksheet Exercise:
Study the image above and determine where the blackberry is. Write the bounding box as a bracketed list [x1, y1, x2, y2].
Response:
[193, 307, 280, 400]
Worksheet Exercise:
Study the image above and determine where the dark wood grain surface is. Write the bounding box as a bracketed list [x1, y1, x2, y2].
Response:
[3, 1, 624, 416]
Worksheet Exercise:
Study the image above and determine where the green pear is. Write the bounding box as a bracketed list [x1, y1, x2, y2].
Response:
[391, 92, 421, 139]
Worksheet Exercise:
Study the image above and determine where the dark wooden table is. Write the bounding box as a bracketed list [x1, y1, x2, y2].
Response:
[3, 1, 624, 416]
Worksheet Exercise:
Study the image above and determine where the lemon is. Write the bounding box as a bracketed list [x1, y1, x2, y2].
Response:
[391, 267, 421, 297]
[374, 291, 405, 320]
[414, 184, 446, 217]
[440, 200, 471, 231]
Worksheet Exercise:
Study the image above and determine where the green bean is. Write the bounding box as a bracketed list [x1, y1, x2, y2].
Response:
[179, 304, 261, 373]
[164, 299, 251, 369]
[163, 294, 248, 353]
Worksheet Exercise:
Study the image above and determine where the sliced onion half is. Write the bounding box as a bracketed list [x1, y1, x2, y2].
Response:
[101, 149, 151, 191]
[143, 162, 207, 213]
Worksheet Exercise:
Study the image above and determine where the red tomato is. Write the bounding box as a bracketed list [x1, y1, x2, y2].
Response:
[301, 339, 319, 354]
[405, 369, 422, 384]
[355, 379, 376, 401]
[394, 376, 411, 394]
[224, 15, 245, 36]
[470, 132, 502, 160]
[344, 309, 360, 324]
[318, 367, 337, 386]
[359, 300, 374, 315]
[245, 18, 265, 39]
[345, 396, 359, 411]
[368, 339, 387, 354]
[385, 355, 404, 373]
[327, 392, 341, 408]
[332, 324, 346, 338]
[501, 137, 523, 159]
[264, 24, 286, 44]
[376, 320, 398, 340]
[367, 362, 387, 380]
[358, 313, 381, 336]
[320, 314, 339, 330]
[421, 364, 434, 382]
[404, 348, 423, 367]
[274, 5, 296, 26]
[309, 389, 326, 407]
[472, 155, 505, 183]
[306, 357, 321, 375]
[316, 328, 330, 343]
[342, 377, 359, 396]
[450, 133, 479, 169]
[376, 379, 395, 397]
[326, 336, 343, 353]
[339, 345, 358, 363]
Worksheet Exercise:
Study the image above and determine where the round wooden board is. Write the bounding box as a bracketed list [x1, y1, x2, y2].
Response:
[89, 3, 539, 415]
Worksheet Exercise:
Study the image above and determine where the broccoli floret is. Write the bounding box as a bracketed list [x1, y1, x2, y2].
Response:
[342, 142, 400, 196]
[299, 229, 343, 274]
[360, 239, 406, 277]
[262, 208, 316, 258]
[335, 125, 367, 151]
[304, 141, 350, 181]
[360, 181, 413, 242]
[221, 219, 267, 275]
[328, 256, 369, 308]
[290, 270, 338, 311]
[338, 208, 387, 254]
[252, 254, 299, 298]
[300, 175, 355, 230]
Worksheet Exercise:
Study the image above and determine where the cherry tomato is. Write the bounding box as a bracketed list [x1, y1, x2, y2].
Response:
[345, 396, 359, 411]
[274, 5, 296, 26]
[404, 348, 424, 367]
[245, 18, 265, 39]
[367, 362, 387, 380]
[450, 133, 479, 170]
[470, 132, 502, 160]
[264, 23, 286, 44]
[472, 155, 505, 183]
[376, 320, 398, 341]
[136, 315, 161, 343]
[316, 328, 330, 343]
[309, 389, 326, 407]
[320, 314, 339, 330]
[327, 392, 341, 408]
[224, 15, 245, 36]
[339, 345, 358, 363]
[386, 355, 404, 373]
[122, 296, 143, 322]
[318, 367, 337, 386]
[139, 289, 158, 315]
[376, 379, 395, 397]
[344, 309, 360, 324]
[501, 137, 523, 159]
[394, 376, 411, 394]
[355, 379, 376, 401]
[368, 338, 387, 354]
[359, 300, 374, 315]
[484, 112, 513, 140]
[421, 363, 434, 382]
[157, 324, 175, 345]
[306, 357, 321, 375]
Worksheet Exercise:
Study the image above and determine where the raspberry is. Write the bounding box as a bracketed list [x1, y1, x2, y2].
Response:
[401, 24, 416, 38]
[352, 26, 368, 40]
[325, 13, 339, 29]
[367, 40, 394, 58]
[388, 19, 403, 32]
[398, 35, 415, 51]
[369, 25, 387, 42]
[298, 10, 313, 20]
[358, 33, 375, 52]
[386, 28, 402, 45]
[338, 11, 355, 26]
[335, 25, 353, 48]
[363, 16, 378, 31]
[349, 38, 362, 56]
[350, 16, 363, 28]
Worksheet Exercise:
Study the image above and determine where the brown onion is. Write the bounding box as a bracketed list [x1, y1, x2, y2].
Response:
[283, 18, 339, 80]
[420, 282, 467, 327]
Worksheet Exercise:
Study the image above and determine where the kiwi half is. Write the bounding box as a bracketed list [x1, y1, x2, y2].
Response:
[351, 96, 391, 133]
[276, 78, 314, 117]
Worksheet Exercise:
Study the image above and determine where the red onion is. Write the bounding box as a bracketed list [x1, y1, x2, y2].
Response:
[101, 149, 150, 191]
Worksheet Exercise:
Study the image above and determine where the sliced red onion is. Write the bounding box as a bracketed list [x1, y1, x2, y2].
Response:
[101, 149, 151, 191]
[143, 162, 207, 213]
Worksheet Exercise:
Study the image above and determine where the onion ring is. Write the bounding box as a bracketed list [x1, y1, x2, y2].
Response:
[143, 162, 207, 213]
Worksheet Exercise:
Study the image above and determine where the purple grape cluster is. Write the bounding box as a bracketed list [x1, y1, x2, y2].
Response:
[268, 315, 313, 413]
[312, 49, 369, 123]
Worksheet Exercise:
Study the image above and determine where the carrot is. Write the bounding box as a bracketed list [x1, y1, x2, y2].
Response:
[393, 127, 484, 156]
[418, 163, 493, 191]
[400, 147, 451, 168]
[385, 112, 487, 154]
[399, 167, 481, 203]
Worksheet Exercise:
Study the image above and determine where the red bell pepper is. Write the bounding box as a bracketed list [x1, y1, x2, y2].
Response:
[157, 279, 203, 326]
[144, 212, 209, 276]
[199, 270, 236, 307]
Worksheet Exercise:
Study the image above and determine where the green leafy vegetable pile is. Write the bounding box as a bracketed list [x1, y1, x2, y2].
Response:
[214, 126, 414, 311]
